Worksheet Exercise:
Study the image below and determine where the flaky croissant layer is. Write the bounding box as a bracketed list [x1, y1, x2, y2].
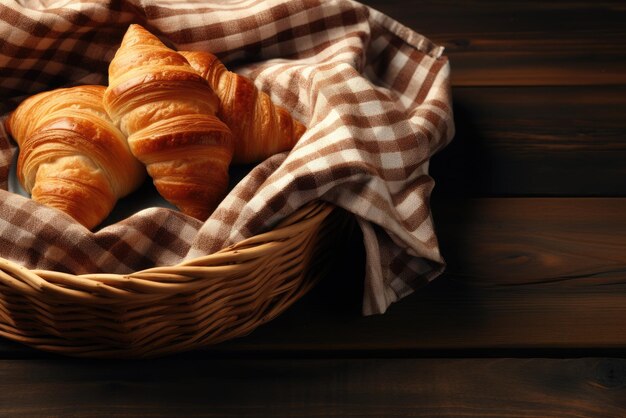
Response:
[5, 85, 146, 229]
[104, 24, 234, 220]
[181, 50, 306, 164]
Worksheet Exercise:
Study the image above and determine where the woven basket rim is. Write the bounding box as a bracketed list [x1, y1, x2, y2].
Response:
[0, 201, 333, 292]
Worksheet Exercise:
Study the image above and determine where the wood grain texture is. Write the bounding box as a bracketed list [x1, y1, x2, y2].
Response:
[361, 0, 626, 86]
[430, 86, 626, 196]
[0, 358, 624, 417]
[433, 198, 626, 283]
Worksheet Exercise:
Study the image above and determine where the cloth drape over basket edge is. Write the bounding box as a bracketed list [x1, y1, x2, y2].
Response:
[0, 0, 454, 316]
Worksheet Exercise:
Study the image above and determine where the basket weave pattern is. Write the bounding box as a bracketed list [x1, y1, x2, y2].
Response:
[0, 202, 340, 358]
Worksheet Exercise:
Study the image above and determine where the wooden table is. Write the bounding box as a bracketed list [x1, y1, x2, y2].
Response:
[2, 1, 626, 416]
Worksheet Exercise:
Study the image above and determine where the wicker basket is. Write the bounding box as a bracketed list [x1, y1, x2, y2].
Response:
[0, 201, 345, 358]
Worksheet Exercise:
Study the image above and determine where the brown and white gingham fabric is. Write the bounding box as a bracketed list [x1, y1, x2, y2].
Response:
[0, 0, 454, 315]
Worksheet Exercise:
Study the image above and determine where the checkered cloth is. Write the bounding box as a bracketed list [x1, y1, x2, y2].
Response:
[0, 0, 453, 315]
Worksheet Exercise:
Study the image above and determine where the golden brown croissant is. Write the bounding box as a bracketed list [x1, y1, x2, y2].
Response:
[103, 24, 234, 221]
[180, 50, 306, 164]
[5, 85, 146, 229]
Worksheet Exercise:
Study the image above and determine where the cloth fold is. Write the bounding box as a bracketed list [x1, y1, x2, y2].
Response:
[0, 0, 454, 315]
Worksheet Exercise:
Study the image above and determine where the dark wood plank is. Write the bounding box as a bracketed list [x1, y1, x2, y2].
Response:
[433, 198, 626, 283]
[0, 358, 624, 417]
[431, 86, 626, 196]
[362, 0, 626, 86]
[209, 282, 626, 354]
[2, 198, 626, 356]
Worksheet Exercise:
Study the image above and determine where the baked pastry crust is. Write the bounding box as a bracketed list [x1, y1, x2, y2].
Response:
[5, 85, 146, 229]
[181, 50, 305, 164]
[104, 24, 233, 221]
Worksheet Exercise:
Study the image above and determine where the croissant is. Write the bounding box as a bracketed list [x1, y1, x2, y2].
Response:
[4, 85, 146, 229]
[103, 24, 233, 220]
[180, 50, 306, 164]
